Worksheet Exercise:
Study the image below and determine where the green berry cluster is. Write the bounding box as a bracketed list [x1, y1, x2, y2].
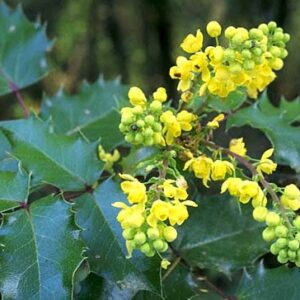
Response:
[262, 212, 300, 266]
[119, 101, 164, 146]
[122, 225, 177, 257]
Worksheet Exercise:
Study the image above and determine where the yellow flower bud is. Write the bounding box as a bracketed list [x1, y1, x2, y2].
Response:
[128, 87, 147, 106]
[153, 87, 167, 102]
[206, 21, 222, 38]
[163, 226, 178, 242]
[180, 29, 203, 53]
[252, 206, 268, 222]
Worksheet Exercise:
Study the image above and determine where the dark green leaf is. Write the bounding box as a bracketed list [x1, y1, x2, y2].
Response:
[74, 178, 161, 296]
[0, 3, 52, 95]
[0, 116, 102, 190]
[0, 169, 29, 211]
[40, 79, 128, 150]
[227, 93, 300, 172]
[173, 195, 268, 274]
[237, 264, 300, 300]
[0, 196, 84, 299]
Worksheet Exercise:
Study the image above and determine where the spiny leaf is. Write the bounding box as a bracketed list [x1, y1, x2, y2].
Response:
[74, 178, 161, 296]
[0, 3, 52, 95]
[173, 195, 268, 275]
[40, 79, 128, 150]
[0, 116, 102, 190]
[0, 196, 85, 299]
[237, 263, 300, 300]
[0, 168, 30, 212]
[227, 93, 300, 172]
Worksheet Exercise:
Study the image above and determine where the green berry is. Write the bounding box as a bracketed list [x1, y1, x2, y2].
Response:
[262, 227, 276, 242]
[229, 62, 242, 74]
[153, 239, 165, 251]
[252, 47, 262, 57]
[258, 23, 269, 34]
[145, 249, 156, 257]
[122, 228, 136, 240]
[273, 32, 284, 42]
[276, 238, 288, 248]
[288, 240, 300, 251]
[119, 123, 126, 132]
[140, 243, 151, 254]
[265, 212, 281, 227]
[241, 49, 252, 59]
[278, 249, 288, 258]
[147, 228, 160, 240]
[268, 21, 277, 31]
[136, 120, 145, 127]
[280, 48, 288, 59]
[295, 233, 300, 242]
[152, 122, 162, 132]
[243, 59, 255, 70]
[283, 33, 290, 42]
[160, 241, 169, 253]
[134, 232, 147, 245]
[252, 206, 268, 222]
[275, 225, 288, 237]
[270, 46, 281, 57]
[224, 49, 235, 61]
[270, 243, 280, 255]
[293, 216, 300, 230]
[144, 137, 154, 146]
[277, 255, 288, 264]
[144, 127, 154, 137]
[125, 133, 134, 143]
[134, 133, 144, 144]
[249, 28, 263, 40]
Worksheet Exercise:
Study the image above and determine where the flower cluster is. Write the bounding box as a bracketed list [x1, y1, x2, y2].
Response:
[170, 21, 290, 99]
[119, 87, 197, 146]
[113, 174, 197, 268]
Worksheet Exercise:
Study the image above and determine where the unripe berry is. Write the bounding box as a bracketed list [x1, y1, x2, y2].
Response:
[145, 249, 155, 257]
[270, 58, 283, 70]
[270, 46, 281, 57]
[268, 21, 277, 31]
[243, 40, 252, 49]
[134, 232, 147, 245]
[252, 206, 268, 222]
[206, 21, 222, 37]
[293, 216, 300, 230]
[134, 133, 144, 144]
[224, 49, 235, 61]
[243, 59, 255, 70]
[288, 240, 300, 251]
[150, 100, 162, 112]
[275, 225, 288, 237]
[163, 226, 178, 242]
[144, 137, 154, 146]
[252, 47, 262, 57]
[241, 49, 252, 59]
[283, 33, 290, 42]
[280, 48, 288, 59]
[229, 62, 242, 74]
[145, 115, 155, 125]
[161, 241, 169, 253]
[122, 228, 136, 240]
[278, 249, 288, 258]
[288, 250, 297, 259]
[153, 239, 165, 251]
[147, 227, 160, 240]
[232, 34, 244, 46]
[258, 23, 269, 34]
[277, 255, 288, 264]
[119, 123, 126, 132]
[152, 122, 162, 132]
[249, 28, 263, 40]
[273, 32, 284, 42]
[265, 212, 281, 227]
[140, 243, 155, 257]
[262, 227, 276, 242]
[125, 133, 134, 143]
[276, 238, 288, 248]
[270, 243, 280, 255]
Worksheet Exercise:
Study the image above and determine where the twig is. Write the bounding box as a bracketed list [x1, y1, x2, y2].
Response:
[162, 256, 181, 280]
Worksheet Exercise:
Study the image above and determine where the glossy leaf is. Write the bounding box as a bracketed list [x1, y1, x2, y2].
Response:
[237, 263, 300, 300]
[0, 116, 102, 190]
[227, 93, 300, 172]
[0, 3, 52, 95]
[40, 79, 128, 150]
[0, 169, 29, 211]
[173, 195, 268, 274]
[0, 196, 84, 299]
[74, 178, 161, 296]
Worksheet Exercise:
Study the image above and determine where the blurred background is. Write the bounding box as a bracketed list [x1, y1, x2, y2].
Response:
[3, 0, 300, 106]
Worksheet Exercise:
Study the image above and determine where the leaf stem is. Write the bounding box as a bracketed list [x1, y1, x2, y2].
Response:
[8, 81, 29, 118]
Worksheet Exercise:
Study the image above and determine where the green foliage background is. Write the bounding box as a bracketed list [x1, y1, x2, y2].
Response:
[0, 1, 299, 299]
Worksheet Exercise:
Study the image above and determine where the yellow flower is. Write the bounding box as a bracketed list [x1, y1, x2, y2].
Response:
[184, 155, 213, 187]
[181, 91, 193, 103]
[221, 177, 242, 196]
[128, 87, 147, 106]
[190, 52, 210, 82]
[98, 145, 120, 170]
[161, 259, 171, 269]
[120, 173, 147, 204]
[180, 29, 203, 53]
[162, 179, 188, 200]
[257, 148, 277, 175]
[251, 188, 267, 207]
[176, 110, 196, 131]
[207, 114, 225, 129]
[153, 87, 167, 102]
[168, 202, 189, 225]
[169, 56, 194, 91]
[281, 184, 300, 211]
[160, 110, 181, 145]
[151, 200, 170, 221]
[211, 160, 234, 181]
[238, 180, 260, 204]
[206, 21, 222, 37]
[229, 138, 247, 157]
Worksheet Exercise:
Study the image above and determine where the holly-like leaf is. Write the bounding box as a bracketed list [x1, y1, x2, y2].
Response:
[173, 195, 268, 274]
[40, 79, 128, 150]
[74, 178, 161, 296]
[0, 196, 84, 299]
[0, 116, 102, 191]
[0, 3, 52, 96]
[0, 169, 30, 211]
[237, 264, 300, 300]
[227, 93, 300, 172]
